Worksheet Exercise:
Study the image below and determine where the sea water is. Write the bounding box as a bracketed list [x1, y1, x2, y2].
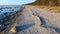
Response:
[0, 5, 24, 32]
[0, 5, 23, 20]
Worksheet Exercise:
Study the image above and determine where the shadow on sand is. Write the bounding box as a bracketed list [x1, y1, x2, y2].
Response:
[39, 16, 60, 33]
[16, 23, 35, 32]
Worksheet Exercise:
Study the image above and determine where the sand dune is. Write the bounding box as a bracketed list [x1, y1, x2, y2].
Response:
[1, 5, 60, 34]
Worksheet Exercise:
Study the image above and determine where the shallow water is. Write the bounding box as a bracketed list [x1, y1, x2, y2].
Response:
[0, 5, 25, 32]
